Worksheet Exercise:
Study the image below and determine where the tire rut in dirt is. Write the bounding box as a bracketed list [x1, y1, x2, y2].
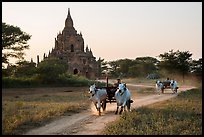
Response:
[56, 115, 99, 135]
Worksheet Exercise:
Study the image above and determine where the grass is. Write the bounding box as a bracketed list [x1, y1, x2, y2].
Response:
[122, 77, 155, 86]
[2, 77, 201, 135]
[2, 87, 91, 135]
[101, 87, 202, 135]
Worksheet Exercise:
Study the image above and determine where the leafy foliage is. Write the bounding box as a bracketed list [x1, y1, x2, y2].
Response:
[190, 58, 202, 78]
[2, 65, 16, 77]
[57, 73, 91, 87]
[158, 50, 192, 74]
[2, 77, 39, 88]
[97, 57, 108, 78]
[107, 57, 159, 78]
[2, 60, 36, 78]
[2, 22, 31, 65]
[14, 60, 37, 77]
[36, 57, 68, 84]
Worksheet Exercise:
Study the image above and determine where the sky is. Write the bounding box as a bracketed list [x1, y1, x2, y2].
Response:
[2, 2, 202, 64]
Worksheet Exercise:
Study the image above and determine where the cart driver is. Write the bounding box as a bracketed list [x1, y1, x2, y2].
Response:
[113, 78, 121, 88]
[165, 77, 171, 82]
[163, 77, 171, 88]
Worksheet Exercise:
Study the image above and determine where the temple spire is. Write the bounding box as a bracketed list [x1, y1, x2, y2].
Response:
[86, 45, 89, 52]
[65, 8, 73, 28]
[68, 8, 70, 17]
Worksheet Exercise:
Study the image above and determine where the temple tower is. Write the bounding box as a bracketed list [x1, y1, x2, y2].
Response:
[47, 8, 98, 79]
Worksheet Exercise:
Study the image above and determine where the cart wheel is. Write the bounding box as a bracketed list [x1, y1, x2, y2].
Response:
[162, 88, 164, 94]
[175, 88, 178, 93]
[94, 103, 97, 110]
[126, 99, 131, 111]
[102, 100, 106, 111]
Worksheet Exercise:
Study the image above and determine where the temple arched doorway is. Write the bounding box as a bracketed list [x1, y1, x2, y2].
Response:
[73, 68, 78, 74]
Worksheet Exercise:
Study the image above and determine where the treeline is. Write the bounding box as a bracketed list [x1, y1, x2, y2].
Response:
[99, 50, 202, 80]
[3, 50, 202, 88]
[2, 57, 101, 88]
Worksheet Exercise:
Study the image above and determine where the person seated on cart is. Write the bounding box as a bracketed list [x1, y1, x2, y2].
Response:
[113, 78, 122, 88]
[163, 77, 171, 88]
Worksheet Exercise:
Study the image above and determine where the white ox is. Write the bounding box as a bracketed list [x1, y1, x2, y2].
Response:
[155, 80, 164, 94]
[89, 84, 107, 116]
[115, 83, 133, 114]
[170, 80, 179, 93]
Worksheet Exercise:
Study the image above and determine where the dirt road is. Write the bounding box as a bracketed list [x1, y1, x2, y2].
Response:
[24, 83, 195, 135]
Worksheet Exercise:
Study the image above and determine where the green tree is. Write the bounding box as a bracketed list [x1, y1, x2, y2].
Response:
[158, 50, 178, 73]
[135, 57, 159, 76]
[118, 59, 133, 77]
[108, 60, 121, 78]
[107, 57, 159, 78]
[190, 58, 202, 78]
[14, 60, 37, 77]
[176, 51, 192, 80]
[2, 64, 17, 77]
[97, 57, 108, 78]
[158, 50, 192, 82]
[2, 22, 31, 65]
[36, 57, 68, 84]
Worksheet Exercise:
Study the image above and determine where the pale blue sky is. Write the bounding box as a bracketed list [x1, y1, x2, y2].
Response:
[2, 2, 202, 64]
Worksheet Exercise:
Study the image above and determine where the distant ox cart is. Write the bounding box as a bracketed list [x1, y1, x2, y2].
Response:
[156, 79, 179, 94]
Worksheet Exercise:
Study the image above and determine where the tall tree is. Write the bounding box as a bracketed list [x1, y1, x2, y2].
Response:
[108, 60, 120, 77]
[135, 56, 159, 75]
[158, 50, 178, 73]
[2, 22, 31, 65]
[97, 57, 108, 78]
[176, 51, 192, 81]
[107, 57, 159, 78]
[190, 58, 202, 78]
[158, 50, 192, 82]
[118, 59, 133, 76]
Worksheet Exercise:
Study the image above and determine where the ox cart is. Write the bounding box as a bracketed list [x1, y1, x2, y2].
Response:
[94, 78, 118, 111]
[160, 80, 179, 94]
[94, 77, 133, 112]
[90, 77, 134, 115]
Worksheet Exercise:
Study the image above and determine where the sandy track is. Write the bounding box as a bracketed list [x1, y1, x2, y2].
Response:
[24, 83, 195, 135]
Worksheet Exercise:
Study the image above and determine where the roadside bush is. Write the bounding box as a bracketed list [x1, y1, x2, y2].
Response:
[2, 77, 39, 88]
[2, 73, 104, 88]
[57, 73, 90, 86]
[36, 57, 68, 84]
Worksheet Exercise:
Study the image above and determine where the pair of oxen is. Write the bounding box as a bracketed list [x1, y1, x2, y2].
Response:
[89, 83, 133, 116]
[156, 79, 179, 94]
